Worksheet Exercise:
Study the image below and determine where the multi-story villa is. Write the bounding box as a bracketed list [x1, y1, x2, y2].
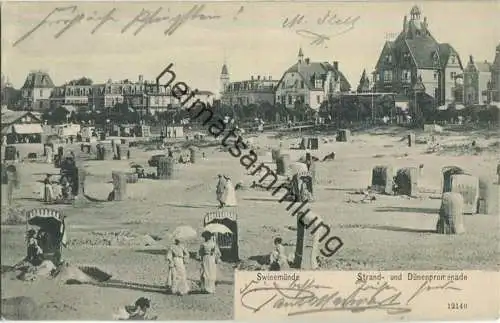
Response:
[274, 48, 351, 110]
[373, 5, 463, 107]
[20, 71, 55, 110]
[220, 64, 277, 106]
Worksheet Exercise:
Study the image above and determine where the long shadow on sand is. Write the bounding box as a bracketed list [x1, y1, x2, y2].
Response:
[242, 197, 280, 202]
[325, 188, 359, 192]
[84, 194, 109, 203]
[160, 203, 214, 209]
[84, 280, 166, 294]
[375, 206, 438, 214]
[249, 255, 270, 265]
[365, 225, 436, 234]
[135, 250, 200, 262]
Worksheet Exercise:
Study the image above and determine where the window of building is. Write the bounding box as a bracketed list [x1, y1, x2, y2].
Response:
[315, 79, 322, 88]
[450, 55, 456, 64]
[450, 72, 457, 79]
[288, 95, 292, 105]
[301, 81, 305, 89]
[155, 97, 160, 105]
[386, 55, 392, 63]
[282, 96, 286, 104]
[402, 70, 411, 82]
[317, 95, 321, 104]
[383, 70, 393, 82]
[39, 89, 43, 97]
[433, 72, 438, 80]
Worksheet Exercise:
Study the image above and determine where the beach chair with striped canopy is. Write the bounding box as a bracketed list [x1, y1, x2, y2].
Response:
[203, 210, 239, 262]
[26, 208, 67, 265]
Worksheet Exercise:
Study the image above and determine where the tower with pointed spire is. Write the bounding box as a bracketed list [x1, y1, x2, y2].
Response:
[298, 48, 304, 64]
[491, 43, 500, 101]
[220, 63, 230, 95]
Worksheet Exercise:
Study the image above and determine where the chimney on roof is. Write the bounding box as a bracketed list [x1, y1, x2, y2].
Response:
[469, 55, 474, 64]
[139, 75, 144, 83]
[333, 61, 339, 70]
[305, 58, 310, 64]
[403, 15, 407, 33]
[258, 75, 261, 80]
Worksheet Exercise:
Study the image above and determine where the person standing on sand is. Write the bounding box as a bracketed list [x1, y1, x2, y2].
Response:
[26, 229, 43, 266]
[165, 238, 190, 296]
[199, 231, 221, 294]
[43, 174, 54, 203]
[216, 174, 226, 208]
[221, 176, 237, 207]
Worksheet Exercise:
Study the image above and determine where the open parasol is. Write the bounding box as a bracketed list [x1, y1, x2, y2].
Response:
[171, 225, 197, 240]
[203, 223, 232, 235]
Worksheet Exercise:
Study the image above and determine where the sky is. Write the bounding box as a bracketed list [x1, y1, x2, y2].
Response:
[2, 1, 499, 94]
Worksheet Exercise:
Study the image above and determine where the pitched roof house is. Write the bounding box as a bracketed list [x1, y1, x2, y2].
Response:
[373, 5, 463, 107]
[20, 71, 55, 110]
[275, 49, 351, 110]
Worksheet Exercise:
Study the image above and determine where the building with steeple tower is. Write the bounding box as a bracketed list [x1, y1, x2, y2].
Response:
[463, 55, 492, 105]
[491, 44, 500, 102]
[373, 5, 463, 108]
[220, 63, 230, 96]
[220, 62, 277, 106]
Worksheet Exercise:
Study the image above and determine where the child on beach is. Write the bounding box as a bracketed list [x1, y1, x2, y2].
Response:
[113, 297, 157, 320]
[269, 237, 288, 271]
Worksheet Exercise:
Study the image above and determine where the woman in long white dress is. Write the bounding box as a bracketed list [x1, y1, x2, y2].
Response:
[222, 176, 237, 207]
[165, 239, 190, 296]
[199, 232, 221, 294]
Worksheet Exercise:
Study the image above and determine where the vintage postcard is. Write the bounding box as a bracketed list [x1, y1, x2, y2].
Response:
[1, 0, 499, 321]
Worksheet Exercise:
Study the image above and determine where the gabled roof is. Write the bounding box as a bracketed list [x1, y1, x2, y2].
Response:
[404, 38, 441, 69]
[21, 71, 55, 89]
[436, 43, 463, 69]
[1, 109, 41, 125]
[278, 61, 351, 92]
[374, 41, 394, 70]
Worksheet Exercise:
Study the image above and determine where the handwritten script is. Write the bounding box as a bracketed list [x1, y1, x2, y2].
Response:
[12, 4, 223, 47]
[238, 278, 461, 316]
[282, 10, 360, 47]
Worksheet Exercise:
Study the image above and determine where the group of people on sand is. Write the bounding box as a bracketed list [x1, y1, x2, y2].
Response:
[216, 174, 237, 208]
[42, 173, 74, 203]
[165, 231, 221, 296]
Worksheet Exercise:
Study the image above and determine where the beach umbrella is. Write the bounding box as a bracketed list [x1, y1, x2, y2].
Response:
[171, 225, 197, 240]
[203, 223, 232, 235]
